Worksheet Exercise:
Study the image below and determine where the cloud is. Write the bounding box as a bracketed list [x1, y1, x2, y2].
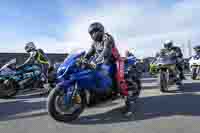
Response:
[62, 0, 200, 58]
[2, 0, 200, 58]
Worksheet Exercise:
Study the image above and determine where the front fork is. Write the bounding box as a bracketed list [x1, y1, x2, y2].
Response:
[63, 82, 79, 105]
[160, 67, 176, 84]
[196, 67, 200, 77]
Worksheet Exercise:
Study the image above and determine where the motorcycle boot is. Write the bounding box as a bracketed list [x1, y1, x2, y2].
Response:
[123, 90, 138, 117]
[124, 99, 137, 117]
[179, 70, 186, 80]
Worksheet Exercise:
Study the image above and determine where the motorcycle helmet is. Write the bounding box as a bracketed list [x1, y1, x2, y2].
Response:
[25, 42, 36, 53]
[88, 22, 104, 42]
[125, 48, 134, 57]
[193, 45, 200, 53]
[164, 40, 173, 49]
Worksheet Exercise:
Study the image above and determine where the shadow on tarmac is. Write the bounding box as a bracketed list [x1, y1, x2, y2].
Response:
[0, 95, 47, 122]
[0, 82, 199, 124]
[70, 82, 200, 125]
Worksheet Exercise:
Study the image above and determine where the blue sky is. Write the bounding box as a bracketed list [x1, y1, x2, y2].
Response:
[0, 1, 65, 40]
[0, 0, 199, 57]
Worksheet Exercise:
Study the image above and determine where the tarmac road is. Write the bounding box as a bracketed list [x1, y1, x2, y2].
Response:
[0, 75, 200, 133]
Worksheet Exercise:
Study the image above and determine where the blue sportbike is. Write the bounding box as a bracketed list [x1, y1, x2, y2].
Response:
[0, 58, 43, 98]
[47, 50, 141, 122]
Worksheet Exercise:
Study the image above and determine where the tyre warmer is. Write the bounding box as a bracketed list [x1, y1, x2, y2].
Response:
[112, 47, 128, 96]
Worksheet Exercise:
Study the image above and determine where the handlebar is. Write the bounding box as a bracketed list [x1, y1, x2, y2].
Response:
[77, 58, 96, 69]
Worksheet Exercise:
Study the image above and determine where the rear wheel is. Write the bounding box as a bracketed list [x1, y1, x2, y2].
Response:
[47, 85, 86, 122]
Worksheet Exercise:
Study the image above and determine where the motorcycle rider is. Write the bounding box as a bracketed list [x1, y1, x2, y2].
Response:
[17, 42, 50, 84]
[85, 22, 116, 67]
[125, 49, 143, 74]
[163, 40, 185, 80]
[85, 22, 136, 117]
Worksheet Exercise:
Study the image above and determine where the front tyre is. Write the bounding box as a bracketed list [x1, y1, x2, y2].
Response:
[160, 70, 168, 92]
[47, 85, 86, 122]
[0, 80, 18, 98]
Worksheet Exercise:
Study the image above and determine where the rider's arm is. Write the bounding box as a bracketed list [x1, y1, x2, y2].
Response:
[85, 43, 95, 60]
[173, 47, 183, 58]
[17, 51, 37, 69]
[95, 36, 113, 64]
[38, 49, 49, 61]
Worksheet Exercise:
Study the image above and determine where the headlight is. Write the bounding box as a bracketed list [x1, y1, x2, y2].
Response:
[169, 65, 176, 70]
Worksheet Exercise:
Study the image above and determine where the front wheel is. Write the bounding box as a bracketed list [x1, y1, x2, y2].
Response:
[160, 70, 168, 92]
[0, 80, 18, 98]
[191, 67, 197, 80]
[47, 85, 86, 122]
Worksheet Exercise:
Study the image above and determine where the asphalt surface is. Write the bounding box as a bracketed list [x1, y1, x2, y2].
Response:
[0, 75, 200, 133]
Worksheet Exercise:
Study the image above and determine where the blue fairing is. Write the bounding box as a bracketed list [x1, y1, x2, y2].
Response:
[57, 51, 85, 80]
[71, 65, 113, 93]
[56, 51, 114, 94]
[127, 56, 137, 65]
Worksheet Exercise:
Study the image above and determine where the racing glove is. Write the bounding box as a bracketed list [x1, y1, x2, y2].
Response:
[90, 61, 97, 69]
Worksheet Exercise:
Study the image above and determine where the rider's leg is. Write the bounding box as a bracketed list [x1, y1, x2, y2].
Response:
[96, 64, 113, 92]
[41, 64, 51, 91]
[177, 64, 185, 80]
[124, 69, 141, 117]
[124, 91, 138, 117]
[97, 63, 120, 100]
[41, 64, 49, 83]
[176, 57, 185, 80]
